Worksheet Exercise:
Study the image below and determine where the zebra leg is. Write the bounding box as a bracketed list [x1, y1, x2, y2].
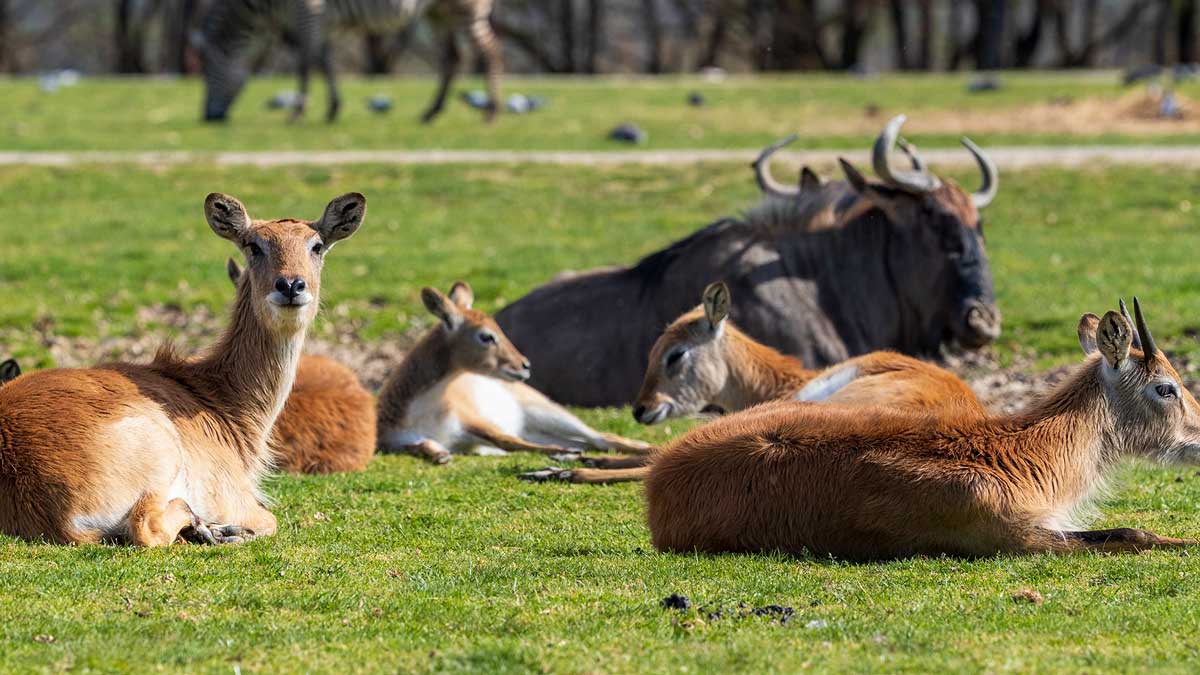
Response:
[466, 10, 502, 122]
[290, 52, 311, 122]
[320, 43, 340, 123]
[421, 29, 460, 124]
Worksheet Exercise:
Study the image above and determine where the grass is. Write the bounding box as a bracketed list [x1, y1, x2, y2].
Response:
[7, 72, 1200, 151]
[2, 161, 1200, 672]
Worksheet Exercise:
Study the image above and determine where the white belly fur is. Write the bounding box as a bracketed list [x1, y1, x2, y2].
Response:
[399, 374, 527, 454]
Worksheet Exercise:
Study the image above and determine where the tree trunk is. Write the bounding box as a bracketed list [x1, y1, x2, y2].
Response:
[1181, 0, 1198, 63]
[1013, 0, 1049, 68]
[115, 0, 147, 73]
[642, 0, 662, 73]
[1154, 0, 1171, 64]
[0, 0, 11, 73]
[915, 0, 932, 70]
[363, 32, 394, 74]
[560, 0, 576, 73]
[700, 0, 726, 69]
[839, 0, 866, 70]
[948, 0, 972, 70]
[584, 0, 603, 73]
[890, 0, 910, 70]
[975, 0, 1006, 69]
[159, 0, 198, 74]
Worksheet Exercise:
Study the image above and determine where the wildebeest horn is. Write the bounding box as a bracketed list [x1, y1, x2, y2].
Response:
[752, 134, 801, 198]
[962, 136, 998, 209]
[1118, 299, 1143, 349]
[1132, 297, 1158, 360]
[872, 115, 942, 194]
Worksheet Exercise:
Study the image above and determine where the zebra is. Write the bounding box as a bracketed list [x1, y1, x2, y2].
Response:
[196, 0, 502, 124]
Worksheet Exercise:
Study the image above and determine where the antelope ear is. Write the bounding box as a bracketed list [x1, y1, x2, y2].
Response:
[0, 358, 20, 385]
[422, 287, 462, 331]
[226, 258, 243, 286]
[1096, 310, 1132, 368]
[800, 166, 822, 190]
[205, 193, 250, 242]
[702, 282, 730, 330]
[313, 192, 366, 246]
[1077, 313, 1100, 355]
[448, 281, 474, 309]
[838, 158, 870, 194]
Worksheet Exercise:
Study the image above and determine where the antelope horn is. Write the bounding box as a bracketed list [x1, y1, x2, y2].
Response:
[1133, 297, 1158, 360]
[752, 134, 801, 198]
[1119, 299, 1143, 349]
[962, 136, 999, 209]
[895, 137, 926, 172]
[872, 115, 942, 194]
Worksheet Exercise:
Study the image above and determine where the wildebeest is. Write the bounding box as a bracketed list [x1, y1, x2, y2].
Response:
[496, 116, 1002, 407]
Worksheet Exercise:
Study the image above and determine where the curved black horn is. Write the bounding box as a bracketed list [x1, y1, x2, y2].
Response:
[1133, 297, 1158, 360]
[872, 115, 942, 194]
[752, 134, 801, 198]
[1119, 299, 1143, 349]
[962, 136, 998, 209]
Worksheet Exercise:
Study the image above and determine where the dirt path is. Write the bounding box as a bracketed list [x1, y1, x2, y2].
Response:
[2, 146, 1200, 167]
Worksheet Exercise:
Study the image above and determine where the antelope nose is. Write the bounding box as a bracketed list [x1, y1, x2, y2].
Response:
[274, 277, 306, 299]
[632, 405, 647, 422]
[521, 359, 531, 371]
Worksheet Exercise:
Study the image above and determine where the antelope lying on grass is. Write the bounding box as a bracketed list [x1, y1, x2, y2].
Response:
[521, 282, 982, 484]
[0, 192, 365, 545]
[647, 299, 1200, 559]
[376, 282, 652, 464]
[226, 259, 376, 474]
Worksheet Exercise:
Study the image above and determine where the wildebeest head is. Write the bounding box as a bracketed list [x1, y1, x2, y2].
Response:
[759, 115, 1001, 350]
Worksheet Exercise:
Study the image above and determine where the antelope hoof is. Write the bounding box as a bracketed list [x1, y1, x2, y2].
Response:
[180, 518, 218, 545]
[208, 524, 256, 545]
[430, 451, 453, 465]
[518, 467, 575, 483]
[549, 451, 582, 464]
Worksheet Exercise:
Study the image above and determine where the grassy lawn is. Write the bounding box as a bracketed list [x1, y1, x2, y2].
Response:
[7, 72, 1200, 151]
[1, 160, 1200, 671]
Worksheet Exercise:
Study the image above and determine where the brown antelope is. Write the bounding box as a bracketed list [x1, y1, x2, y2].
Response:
[646, 298, 1200, 559]
[376, 281, 652, 464]
[521, 282, 983, 484]
[0, 192, 365, 546]
[224, 258, 376, 475]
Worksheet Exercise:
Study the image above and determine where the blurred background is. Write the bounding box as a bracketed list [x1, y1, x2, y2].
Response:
[3, 0, 1197, 77]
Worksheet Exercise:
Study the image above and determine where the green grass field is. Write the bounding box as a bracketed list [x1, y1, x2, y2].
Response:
[6, 72, 1200, 151]
[4, 75, 1200, 673]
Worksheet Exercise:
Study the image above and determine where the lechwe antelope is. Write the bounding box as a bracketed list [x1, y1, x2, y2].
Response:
[0, 192, 365, 546]
[521, 282, 983, 484]
[647, 299, 1200, 559]
[376, 282, 652, 464]
[226, 258, 376, 475]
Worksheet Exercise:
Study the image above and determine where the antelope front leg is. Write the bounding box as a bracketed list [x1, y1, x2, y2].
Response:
[1060, 527, 1198, 553]
[579, 454, 650, 469]
[463, 419, 577, 458]
[129, 493, 202, 547]
[183, 502, 277, 545]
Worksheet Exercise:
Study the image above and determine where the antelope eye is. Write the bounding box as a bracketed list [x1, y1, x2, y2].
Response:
[246, 242, 263, 258]
[665, 348, 687, 368]
[477, 332, 496, 345]
[311, 241, 324, 255]
[1156, 383, 1178, 400]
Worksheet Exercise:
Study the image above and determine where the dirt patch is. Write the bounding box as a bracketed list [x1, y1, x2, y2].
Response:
[865, 90, 1200, 139]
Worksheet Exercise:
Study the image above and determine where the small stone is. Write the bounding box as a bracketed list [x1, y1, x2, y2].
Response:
[609, 123, 647, 144]
[661, 593, 691, 610]
[1011, 587, 1044, 605]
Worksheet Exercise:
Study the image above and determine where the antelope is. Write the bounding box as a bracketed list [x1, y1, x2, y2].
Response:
[521, 282, 983, 484]
[226, 258, 376, 475]
[0, 192, 365, 546]
[376, 281, 652, 464]
[646, 299, 1200, 559]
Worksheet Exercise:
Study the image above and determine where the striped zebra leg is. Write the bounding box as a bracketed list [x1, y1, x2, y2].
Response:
[466, 10, 502, 122]
[421, 28, 461, 124]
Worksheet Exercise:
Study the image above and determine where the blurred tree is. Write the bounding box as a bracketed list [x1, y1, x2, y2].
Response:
[115, 0, 162, 73]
